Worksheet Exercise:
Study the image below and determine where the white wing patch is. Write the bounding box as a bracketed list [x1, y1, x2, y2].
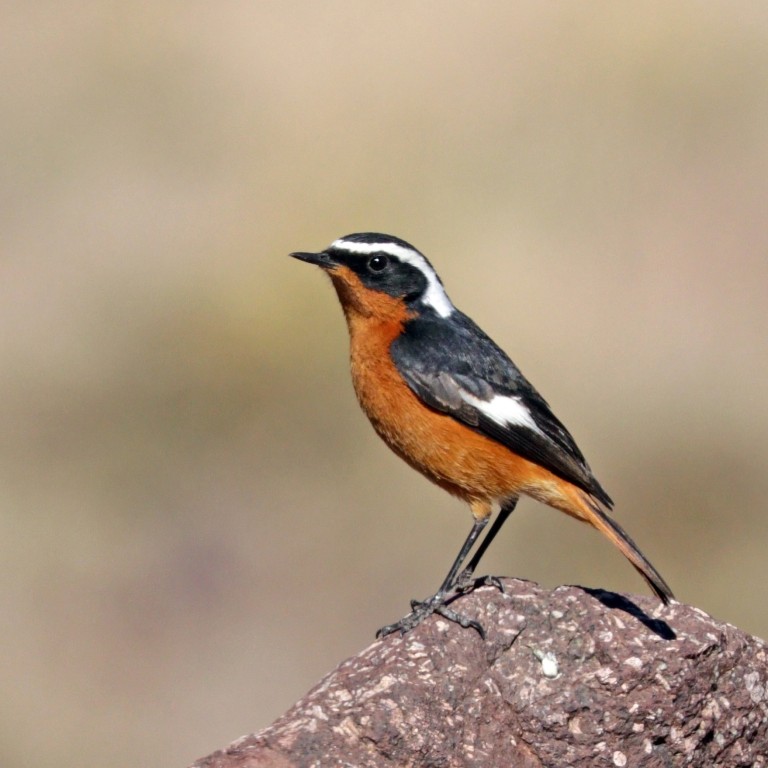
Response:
[331, 237, 454, 318]
[461, 392, 544, 436]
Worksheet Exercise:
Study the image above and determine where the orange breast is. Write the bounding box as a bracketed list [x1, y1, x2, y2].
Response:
[338, 293, 577, 519]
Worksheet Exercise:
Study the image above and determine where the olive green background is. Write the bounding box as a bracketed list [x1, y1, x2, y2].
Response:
[2, 3, 767, 766]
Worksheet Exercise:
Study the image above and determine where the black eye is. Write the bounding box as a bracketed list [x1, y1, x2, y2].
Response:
[367, 255, 389, 272]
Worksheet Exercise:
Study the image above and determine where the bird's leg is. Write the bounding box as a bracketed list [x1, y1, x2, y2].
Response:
[455, 497, 518, 592]
[376, 516, 489, 638]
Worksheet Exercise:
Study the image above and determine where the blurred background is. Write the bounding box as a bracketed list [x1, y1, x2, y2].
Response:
[2, 2, 767, 766]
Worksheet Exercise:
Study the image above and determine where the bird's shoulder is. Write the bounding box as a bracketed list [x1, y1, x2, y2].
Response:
[391, 309, 542, 407]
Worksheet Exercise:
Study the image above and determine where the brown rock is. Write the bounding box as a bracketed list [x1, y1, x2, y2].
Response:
[192, 579, 768, 767]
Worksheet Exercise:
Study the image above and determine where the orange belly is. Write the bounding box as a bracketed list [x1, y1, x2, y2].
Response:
[344, 310, 582, 521]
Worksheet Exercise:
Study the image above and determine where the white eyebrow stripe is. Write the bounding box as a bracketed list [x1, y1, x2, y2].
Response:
[330, 238, 454, 318]
[460, 392, 545, 436]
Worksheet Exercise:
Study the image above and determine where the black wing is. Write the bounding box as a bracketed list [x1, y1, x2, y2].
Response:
[390, 310, 612, 507]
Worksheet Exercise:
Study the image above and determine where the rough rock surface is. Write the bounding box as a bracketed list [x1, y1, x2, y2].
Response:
[192, 579, 768, 767]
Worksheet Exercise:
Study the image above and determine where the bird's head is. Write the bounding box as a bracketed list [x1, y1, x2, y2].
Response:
[290, 233, 454, 323]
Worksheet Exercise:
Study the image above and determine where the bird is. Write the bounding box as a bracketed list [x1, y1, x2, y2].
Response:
[290, 232, 674, 637]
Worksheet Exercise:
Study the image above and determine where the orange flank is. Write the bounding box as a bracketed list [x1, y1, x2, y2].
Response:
[333, 265, 592, 519]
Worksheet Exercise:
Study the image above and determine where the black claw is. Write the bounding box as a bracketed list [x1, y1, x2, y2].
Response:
[454, 568, 475, 592]
[455, 570, 505, 595]
[376, 590, 486, 639]
[483, 575, 505, 593]
[376, 621, 405, 639]
[376, 608, 427, 638]
[434, 604, 486, 639]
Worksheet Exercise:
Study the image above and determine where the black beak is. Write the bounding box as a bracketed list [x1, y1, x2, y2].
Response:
[289, 250, 336, 269]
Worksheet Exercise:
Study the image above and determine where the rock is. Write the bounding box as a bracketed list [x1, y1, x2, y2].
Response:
[192, 579, 768, 767]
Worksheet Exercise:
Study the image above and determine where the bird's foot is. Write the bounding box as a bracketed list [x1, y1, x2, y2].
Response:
[376, 592, 486, 639]
[454, 569, 505, 594]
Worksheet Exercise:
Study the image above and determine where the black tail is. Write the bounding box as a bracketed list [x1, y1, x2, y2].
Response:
[579, 492, 675, 604]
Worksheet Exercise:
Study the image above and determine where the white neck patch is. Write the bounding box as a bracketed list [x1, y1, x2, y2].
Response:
[330, 238, 454, 318]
